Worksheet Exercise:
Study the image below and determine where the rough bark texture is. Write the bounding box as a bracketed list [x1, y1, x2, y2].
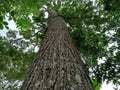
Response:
[21, 8, 94, 90]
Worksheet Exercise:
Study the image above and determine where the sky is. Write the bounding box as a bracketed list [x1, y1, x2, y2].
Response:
[0, 18, 119, 90]
[100, 82, 116, 90]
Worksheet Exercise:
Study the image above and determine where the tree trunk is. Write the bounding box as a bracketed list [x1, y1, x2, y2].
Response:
[21, 8, 94, 90]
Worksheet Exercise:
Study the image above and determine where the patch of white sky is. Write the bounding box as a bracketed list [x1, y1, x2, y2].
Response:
[0, 19, 17, 36]
[0, 1, 120, 90]
[0, 15, 39, 52]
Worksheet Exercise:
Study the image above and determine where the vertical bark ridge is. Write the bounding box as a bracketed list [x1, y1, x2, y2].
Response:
[21, 9, 94, 90]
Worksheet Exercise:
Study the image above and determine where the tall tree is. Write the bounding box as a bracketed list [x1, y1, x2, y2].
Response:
[21, 8, 94, 90]
[0, 0, 120, 89]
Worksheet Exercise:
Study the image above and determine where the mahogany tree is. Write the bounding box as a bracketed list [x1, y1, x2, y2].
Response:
[21, 7, 94, 90]
[0, 0, 120, 90]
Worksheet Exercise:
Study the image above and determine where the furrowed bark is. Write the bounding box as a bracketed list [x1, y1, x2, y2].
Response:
[21, 8, 94, 90]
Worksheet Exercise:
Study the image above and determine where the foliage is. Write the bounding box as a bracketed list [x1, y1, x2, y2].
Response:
[0, 35, 36, 89]
[0, 0, 120, 89]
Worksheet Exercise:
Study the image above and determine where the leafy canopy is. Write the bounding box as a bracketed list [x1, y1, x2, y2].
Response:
[0, 0, 120, 90]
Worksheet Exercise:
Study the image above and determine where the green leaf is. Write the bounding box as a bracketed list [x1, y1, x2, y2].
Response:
[0, 16, 3, 22]
[3, 21, 8, 25]
[0, 23, 3, 29]
[5, 25, 9, 29]
[92, 79, 102, 90]
[17, 18, 31, 29]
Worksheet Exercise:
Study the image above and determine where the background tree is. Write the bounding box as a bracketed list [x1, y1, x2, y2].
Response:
[0, 0, 120, 90]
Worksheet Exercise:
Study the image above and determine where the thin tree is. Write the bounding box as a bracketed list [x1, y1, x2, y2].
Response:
[21, 7, 94, 90]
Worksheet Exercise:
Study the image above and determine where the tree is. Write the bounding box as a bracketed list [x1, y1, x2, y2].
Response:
[0, 0, 120, 90]
[21, 7, 94, 90]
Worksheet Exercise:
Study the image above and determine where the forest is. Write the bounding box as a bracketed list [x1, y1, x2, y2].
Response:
[0, 0, 120, 90]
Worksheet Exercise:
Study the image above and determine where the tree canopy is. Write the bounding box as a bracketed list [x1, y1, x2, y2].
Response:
[0, 0, 120, 90]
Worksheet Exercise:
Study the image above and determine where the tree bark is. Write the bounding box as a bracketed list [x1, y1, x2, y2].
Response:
[21, 8, 94, 90]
